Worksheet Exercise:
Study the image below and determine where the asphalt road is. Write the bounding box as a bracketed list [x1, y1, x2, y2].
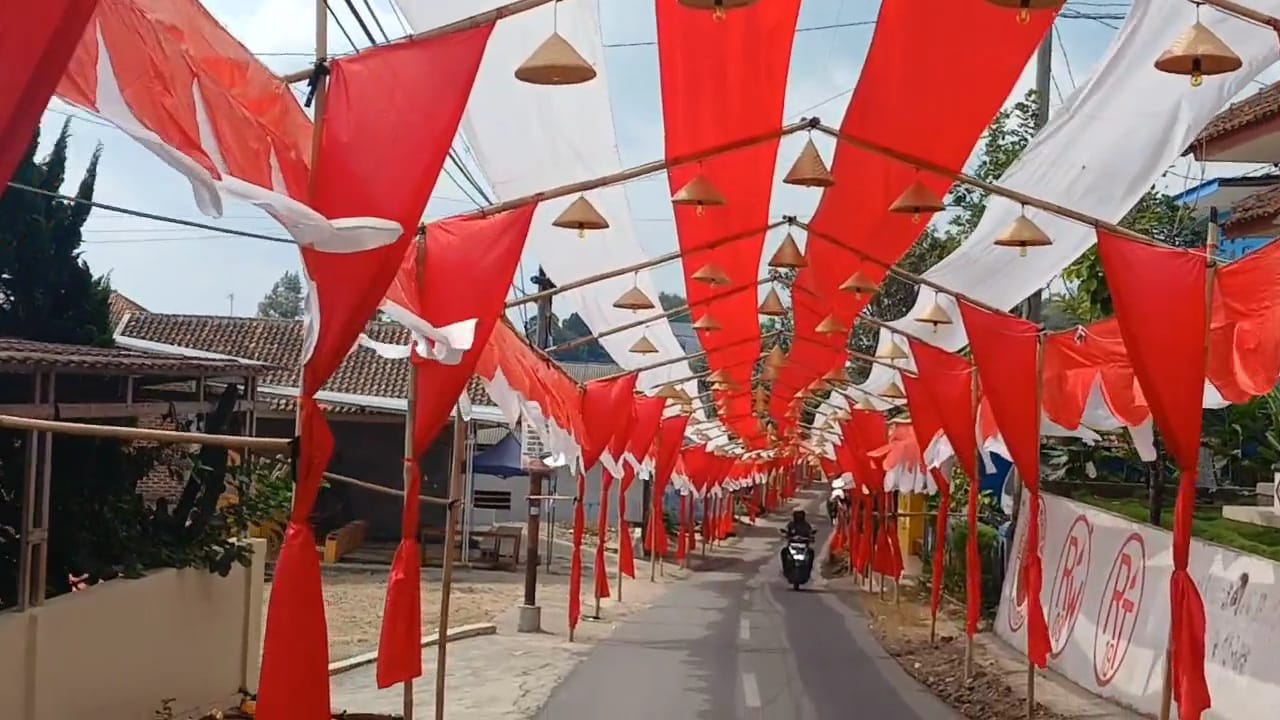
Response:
[532, 500, 959, 719]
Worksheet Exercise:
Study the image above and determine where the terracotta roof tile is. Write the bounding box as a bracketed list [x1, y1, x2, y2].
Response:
[0, 337, 271, 377]
[108, 291, 147, 330]
[1225, 184, 1280, 230]
[115, 312, 493, 410]
[1191, 82, 1280, 150]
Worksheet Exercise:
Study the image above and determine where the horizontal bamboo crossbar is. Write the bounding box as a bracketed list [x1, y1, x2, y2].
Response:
[464, 120, 814, 219]
[508, 221, 783, 310]
[279, 0, 558, 83]
[548, 276, 773, 353]
[0, 414, 291, 453]
[794, 220, 1013, 319]
[813, 123, 1170, 251]
[323, 471, 452, 506]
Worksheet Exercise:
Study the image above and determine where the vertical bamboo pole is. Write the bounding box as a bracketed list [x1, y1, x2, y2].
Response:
[400, 231, 424, 720]
[964, 368, 979, 682]
[1027, 334, 1046, 720]
[650, 433, 660, 583]
[434, 406, 467, 720]
[616, 471, 625, 602]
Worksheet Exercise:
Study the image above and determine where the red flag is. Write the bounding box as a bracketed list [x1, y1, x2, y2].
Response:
[377, 206, 533, 686]
[909, 339, 982, 639]
[301, 23, 493, 398]
[583, 375, 638, 600]
[595, 470, 615, 600]
[620, 396, 665, 578]
[618, 465, 637, 579]
[649, 414, 690, 557]
[569, 471, 587, 634]
[959, 303, 1050, 668]
[901, 372, 952, 624]
[257, 400, 333, 720]
[0, 2, 97, 187]
[260, 25, 493, 717]
[1096, 231, 1210, 719]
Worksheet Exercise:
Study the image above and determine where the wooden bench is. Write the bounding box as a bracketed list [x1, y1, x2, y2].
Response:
[419, 524, 523, 570]
[322, 520, 368, 564]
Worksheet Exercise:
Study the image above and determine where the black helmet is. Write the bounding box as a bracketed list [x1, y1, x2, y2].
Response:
[792, 509, 806, 522]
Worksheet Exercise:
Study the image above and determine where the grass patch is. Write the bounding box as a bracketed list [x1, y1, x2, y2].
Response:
[1076, 494, 1280, 563]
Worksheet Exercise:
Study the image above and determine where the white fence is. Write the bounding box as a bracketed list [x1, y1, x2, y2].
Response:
[0, 538, 266, 720]
[997, 494, 1280, 719]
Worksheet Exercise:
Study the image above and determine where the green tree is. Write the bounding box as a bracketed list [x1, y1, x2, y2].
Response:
[659, 291, 691, 323]
[256, 270, 304, 319]
[0, 120, 112, 345]
[843, 91, 1041, 382]
[1054, 190, 1207, 323]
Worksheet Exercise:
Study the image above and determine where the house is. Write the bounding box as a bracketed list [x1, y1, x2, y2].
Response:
[1184, 82, 1280, 254]
[112, 302, 503, 540]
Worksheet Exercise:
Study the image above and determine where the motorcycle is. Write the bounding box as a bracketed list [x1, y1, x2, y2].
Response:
[779, 530, 815, 590]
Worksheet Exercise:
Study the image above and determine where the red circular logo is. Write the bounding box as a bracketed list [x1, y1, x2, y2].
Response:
[1093, 532, 1146, 686]
[1048, 514, 1093, 657]
[1007, 496, 1048, 633]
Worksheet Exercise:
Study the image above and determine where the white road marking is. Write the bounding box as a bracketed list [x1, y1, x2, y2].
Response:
[742, 672, 762, 708]
[739, 617, 751, 641]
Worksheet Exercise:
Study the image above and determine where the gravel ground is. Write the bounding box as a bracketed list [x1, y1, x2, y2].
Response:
[262, 567, 526, 661]
[828, 575, 1069, 720]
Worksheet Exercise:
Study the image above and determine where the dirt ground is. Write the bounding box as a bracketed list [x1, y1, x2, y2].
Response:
[262, 567, 526, 661]
[827, 574, 1068, 720]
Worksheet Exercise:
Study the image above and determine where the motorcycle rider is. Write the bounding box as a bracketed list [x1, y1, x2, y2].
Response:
[780, 509, 815, 574]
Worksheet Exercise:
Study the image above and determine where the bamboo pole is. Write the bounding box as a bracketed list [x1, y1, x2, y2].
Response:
[279, 0, 561, 83]
[401, 232, 426, 720]
[0, 414, 291, 453]
[464, 120, 814, 219]
[434, 405, 467, 720]
[795, 220, 1012, 318]
[322, 470, 450, 505]
[592, 330, 781, 383]
[813, 123, 1195, 255]
[548, 277, 774, 353]
[1201, 0, 1280, 29]
[964, 369, 979, 683]
[508, 222, 783, 310]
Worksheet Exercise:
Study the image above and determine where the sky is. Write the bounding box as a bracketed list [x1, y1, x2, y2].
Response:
[32, 0, 1279, 322]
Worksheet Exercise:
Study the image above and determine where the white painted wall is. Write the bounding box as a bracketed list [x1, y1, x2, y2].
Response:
[0, 539, 266, 720]
[997, 494, 1280, 719]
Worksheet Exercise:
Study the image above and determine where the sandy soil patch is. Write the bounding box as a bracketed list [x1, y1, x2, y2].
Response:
[262, 568, 525, 661]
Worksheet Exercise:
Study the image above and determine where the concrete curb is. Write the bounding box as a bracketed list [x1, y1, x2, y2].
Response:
[327, 623, 498, 675]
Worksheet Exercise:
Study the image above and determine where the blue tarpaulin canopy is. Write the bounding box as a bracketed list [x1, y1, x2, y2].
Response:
[471, 431, 525, 478]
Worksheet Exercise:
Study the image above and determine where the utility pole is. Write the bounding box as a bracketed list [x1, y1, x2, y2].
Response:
[1017, 31, 1053, 720]
[1024, 34, 1053, 324]
[519, 266, 555, 633]
[226, 293, 235, 316]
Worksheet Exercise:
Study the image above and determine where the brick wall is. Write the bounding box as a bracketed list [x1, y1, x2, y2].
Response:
[134, 413, 190, 503]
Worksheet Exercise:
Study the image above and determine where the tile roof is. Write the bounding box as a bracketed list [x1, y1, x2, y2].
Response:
[1225, 184, 1280, 230]
[108, 291, 147, 330]
[115, 312, 493, 411]
[1191, 81, 1280, 150]
[0, 337, 271, 377]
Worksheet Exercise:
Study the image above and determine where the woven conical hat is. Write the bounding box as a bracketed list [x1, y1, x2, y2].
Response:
[515, 33, 597, 86]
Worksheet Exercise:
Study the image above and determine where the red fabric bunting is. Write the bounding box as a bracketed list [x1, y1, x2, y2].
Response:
[1096, 231, 1210, 720]
[959, 304, 1049, 668]
[569, 471, 587, 635]
[377, 204, 532, 687]
[619, 466, 637, 579]
[773, 0, 1054, 433]
[302, 23, 493, 398]
[260, 24, 493, 716]
[909, 339, 981, 638]
[257, 399, 333, 720]
[0, 2, 98, 187]
[901, 372, 952, 625]
[656, 0, 801, 444]
[650, 414, 690, 557]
